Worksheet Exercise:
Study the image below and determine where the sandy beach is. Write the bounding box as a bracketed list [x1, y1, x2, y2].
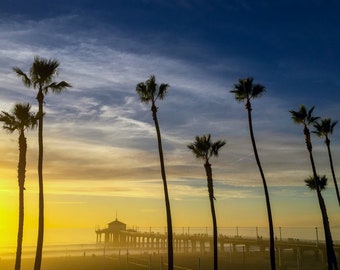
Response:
[0, 250, 329, 270]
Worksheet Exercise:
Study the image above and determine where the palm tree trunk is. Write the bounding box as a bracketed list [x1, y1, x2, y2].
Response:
[34, 91, 44, 270]
[316, 189, 338, 270]
[151, 103, 173, 270]
[325, 139, 340, 207]
[246, 100, 276, 270]
[15, 132, 26, 270]
[205, 162, 218, 270]
[306, 131, 338, 270]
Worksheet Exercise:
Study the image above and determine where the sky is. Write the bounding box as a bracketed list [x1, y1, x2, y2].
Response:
[0, 0, 340, 247]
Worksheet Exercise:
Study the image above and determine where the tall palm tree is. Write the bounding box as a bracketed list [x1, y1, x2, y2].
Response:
[290, 105, 338, 270]
[187, 134, 226, 270]
[230, 77, 276, 270]
[0, 103, 37, 270]
[313, 118, 340, 206]
[13, 56, 71, 270]
[136, 75, 173, 270]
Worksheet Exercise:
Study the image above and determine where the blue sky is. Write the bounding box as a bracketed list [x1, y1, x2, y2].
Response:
[0, 0, 340, 238]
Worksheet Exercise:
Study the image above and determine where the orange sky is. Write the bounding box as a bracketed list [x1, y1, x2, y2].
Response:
[1, 128, 340, 248]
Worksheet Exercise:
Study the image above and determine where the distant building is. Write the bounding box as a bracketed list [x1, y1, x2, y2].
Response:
[95, 219, 167, 249]
[96, 218, 128, 245]
[108, 219, 126, 232]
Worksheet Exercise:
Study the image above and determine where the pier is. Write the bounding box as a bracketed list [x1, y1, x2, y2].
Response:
[95, 219, 340, 260]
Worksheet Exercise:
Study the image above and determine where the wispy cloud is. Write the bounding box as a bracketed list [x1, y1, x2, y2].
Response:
[0, 8, 339, 210]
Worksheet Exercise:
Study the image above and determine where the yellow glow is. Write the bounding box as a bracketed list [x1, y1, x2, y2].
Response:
[0, 190, 18, 247]
[1, 130, 340, 252]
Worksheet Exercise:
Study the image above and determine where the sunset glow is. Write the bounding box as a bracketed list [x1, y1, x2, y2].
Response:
[0, 2, 340, 266]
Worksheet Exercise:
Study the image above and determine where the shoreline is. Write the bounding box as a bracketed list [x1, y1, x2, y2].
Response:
[0, 249, 330, 270]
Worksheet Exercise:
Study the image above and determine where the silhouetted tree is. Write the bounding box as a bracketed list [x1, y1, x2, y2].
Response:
[290, 105, 338, 270]
[313, 118, 340, 206]
[0, 103, 37, 270]
[305, 175, 328, 191]
[13, 57, 71, 270]
[188, 134, 225, 270]
[230, 77, 276, 270]
[136, 75, 173, 270]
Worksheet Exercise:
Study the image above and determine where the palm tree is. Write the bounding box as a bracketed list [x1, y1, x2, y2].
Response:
[0, 103, 37, 270]
[305, 175, 328, 191]
[313, 118, 340, 206]
[230, 77, 276, 270]
[290, 105, 338, 270]
[187, 134, 226, 270]
[13, 56, 71, 270]
[136, 75, 173, 270]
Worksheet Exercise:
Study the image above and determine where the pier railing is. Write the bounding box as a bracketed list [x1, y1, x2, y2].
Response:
[127, 226, 340, 243]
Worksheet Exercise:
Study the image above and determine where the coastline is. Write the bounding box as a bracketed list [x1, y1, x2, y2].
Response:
[0, 250, 329, 270]
[1, 226, 339, 269]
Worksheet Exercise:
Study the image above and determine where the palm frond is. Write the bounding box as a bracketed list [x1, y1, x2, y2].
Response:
[230, 89, 247, 102]
[230, 77, 265, 102]
[136, 75, 169, 104]
[30, 56, 60, 88]
[13, 67, 31, 87]
[157, 83, 169, 100]
[289, 105, 307, 125]
[44, 81, 72, 94]
[0, 111, 16, 133]
[330, 121, 338, 135]
[187, 143, 205, 160]
[188, 134, 210, 160]
[251, 83, 265, 99]
[306, 106, 319, 125]
[15, 56, 70, 97]
[146, 75, 157, 101]
[331, 120, 338, 132]
[210, 140, 226, 157]
[230, 79, 248, 102]
[305, 175, 327, 191]
[307, 106, 315, 119]
[188, 134, 225, 161]
[0, 103, 37, 134]
[313, 118, 337, 137]
[136, 82, 151, 104]
[312, 121, 323, 137]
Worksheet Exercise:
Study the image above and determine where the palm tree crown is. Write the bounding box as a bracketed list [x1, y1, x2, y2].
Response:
[289, 105, 319, 154]
[188, 134, 226, 162]
[313, 118, 337, 139]
[13, 56, 71, 95]
[290, 105, 319, 127]
[230, 77, 265, 105]
[0, 103, 38, 135]
[136, 75, 169, 105]
[305, 175, 328, 191]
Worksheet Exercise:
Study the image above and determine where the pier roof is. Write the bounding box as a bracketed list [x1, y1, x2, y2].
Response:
[108, 218, 126, 227]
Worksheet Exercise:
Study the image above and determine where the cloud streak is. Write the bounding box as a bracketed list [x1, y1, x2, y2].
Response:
[0, 2, 340, 231]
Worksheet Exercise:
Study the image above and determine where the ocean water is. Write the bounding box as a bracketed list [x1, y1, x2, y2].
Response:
[0, 244, 128, 260]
